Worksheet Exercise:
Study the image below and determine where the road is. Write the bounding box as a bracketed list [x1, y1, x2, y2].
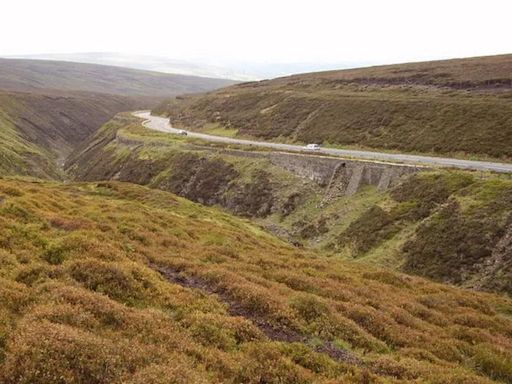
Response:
[133, 111, 512, 173]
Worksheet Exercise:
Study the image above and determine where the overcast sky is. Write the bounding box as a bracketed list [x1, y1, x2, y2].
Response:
[2, 0, 511, 65]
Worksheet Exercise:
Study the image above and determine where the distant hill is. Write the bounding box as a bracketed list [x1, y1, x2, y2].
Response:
[284, 53, 512, 89]
[0, 59, 235, 178]
[7, 52, 369, 81]
[155, 54, 512, 160]
[0, 58, 236, 98]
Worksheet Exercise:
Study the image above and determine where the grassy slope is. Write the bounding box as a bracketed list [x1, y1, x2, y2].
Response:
[334, 172, 512, 293]
[0, 106, 55, 178]
[0, 58, 236, 179]
[0, 58, 236, 98]
[0, 91, 141, 178]
[1, 178, 512, 383]
[154, 54, 512, 160]
[68, 115, 512, 296]
[66, 113, 321, 220]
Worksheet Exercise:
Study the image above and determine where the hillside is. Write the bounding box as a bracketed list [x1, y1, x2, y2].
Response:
[67, 114, 512, 296]
[9, 52, 368, 81]
[154, 54, 512, 160]
[0, 58, 236, 99]
[0, 90, 140, 178]
[1, 178, 512, 383]
[0, 59, 236, 179]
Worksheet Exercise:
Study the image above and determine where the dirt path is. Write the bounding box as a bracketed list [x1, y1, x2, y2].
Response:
[151, 263, 361, 365]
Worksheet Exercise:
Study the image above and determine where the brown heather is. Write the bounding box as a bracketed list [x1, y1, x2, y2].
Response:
[154, 54, 512, 160]
[0, 179, 511, 383]
[68, 113, 512, 296]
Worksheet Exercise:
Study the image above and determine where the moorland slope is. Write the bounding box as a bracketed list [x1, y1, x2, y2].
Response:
[67, 114, 512, 296]
[0, 59, 235, 178]
[154, 54, 512, 160]
[0, 178, 512, 383]
[0, 58, 236, 98]
[2, 55, 512, 383]
[0, 91, 138, 178]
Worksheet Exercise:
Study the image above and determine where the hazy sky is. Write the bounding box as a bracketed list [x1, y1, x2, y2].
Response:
[2, 0, 511, 65]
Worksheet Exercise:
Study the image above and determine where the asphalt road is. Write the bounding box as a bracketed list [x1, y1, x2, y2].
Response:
[133, 111, 512, 173]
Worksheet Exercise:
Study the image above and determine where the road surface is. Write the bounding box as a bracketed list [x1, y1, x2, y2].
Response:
[133, 111, 512, 173]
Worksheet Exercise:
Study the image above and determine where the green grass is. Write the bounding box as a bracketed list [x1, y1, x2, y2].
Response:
[203, 122, 239, 138]
[68, 114, 512, 296]
[1, 178, 512, 382]
[0, 105, 58, 179]
[0, 90, 142, 179]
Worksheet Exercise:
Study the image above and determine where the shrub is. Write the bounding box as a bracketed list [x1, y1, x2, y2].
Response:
[337, 205, 400, 254]
[41, 243, 68, 265]
[68, 259, 152, 305]
[471, 344, 512, 382]
[182, 313, 244, 351]
[124, 359, 210, 384]
[1, 320, 149, 384]
[280, 343, 347, 377]
[235, 342, 313, 384]
[15, 264, 53, 286]
[290, 295, 330, 323]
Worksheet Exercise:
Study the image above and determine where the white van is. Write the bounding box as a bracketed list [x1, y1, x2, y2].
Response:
[305, 143, 321, 151]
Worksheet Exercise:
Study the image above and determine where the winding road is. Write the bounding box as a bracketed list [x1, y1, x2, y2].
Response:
[133, 111, 512, 173]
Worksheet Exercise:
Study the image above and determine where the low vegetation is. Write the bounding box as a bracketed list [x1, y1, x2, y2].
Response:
[0, 58, 235, 99]
[334, 172, 512, 295]
[0, 90, 141, 178]
[0, 57, 512, 384]
[154, 54, 512, 160]
[68, 114, 512, 296]
[1, 178, 512, 382]
[66, 114, 319, 220]
[5, 53, 512, 383]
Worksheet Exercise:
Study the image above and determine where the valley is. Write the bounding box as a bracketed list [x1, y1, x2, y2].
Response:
[66, 113, 512, 297]
[1, 54, 512, 383]
[0, 59, 236, 179]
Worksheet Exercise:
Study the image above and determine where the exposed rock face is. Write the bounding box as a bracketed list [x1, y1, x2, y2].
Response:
[69, 121, 423, 217]
[473, 222, 512, 293]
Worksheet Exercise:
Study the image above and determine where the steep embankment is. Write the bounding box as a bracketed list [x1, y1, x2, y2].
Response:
[154, 54, 512, 160]
[0, 59, 236, 178]
[0, 91, 139, 178]
[333, 172, 512, 294]
[68, 114, 512, 296]
[66, 114, 324, 219]
[1, 178, 512, 383]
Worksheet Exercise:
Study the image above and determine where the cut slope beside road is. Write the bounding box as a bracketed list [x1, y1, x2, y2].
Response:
[135, 111, 512, 173]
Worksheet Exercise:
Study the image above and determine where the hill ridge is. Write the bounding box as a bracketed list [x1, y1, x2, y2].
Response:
[154, 53, 512, 160]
